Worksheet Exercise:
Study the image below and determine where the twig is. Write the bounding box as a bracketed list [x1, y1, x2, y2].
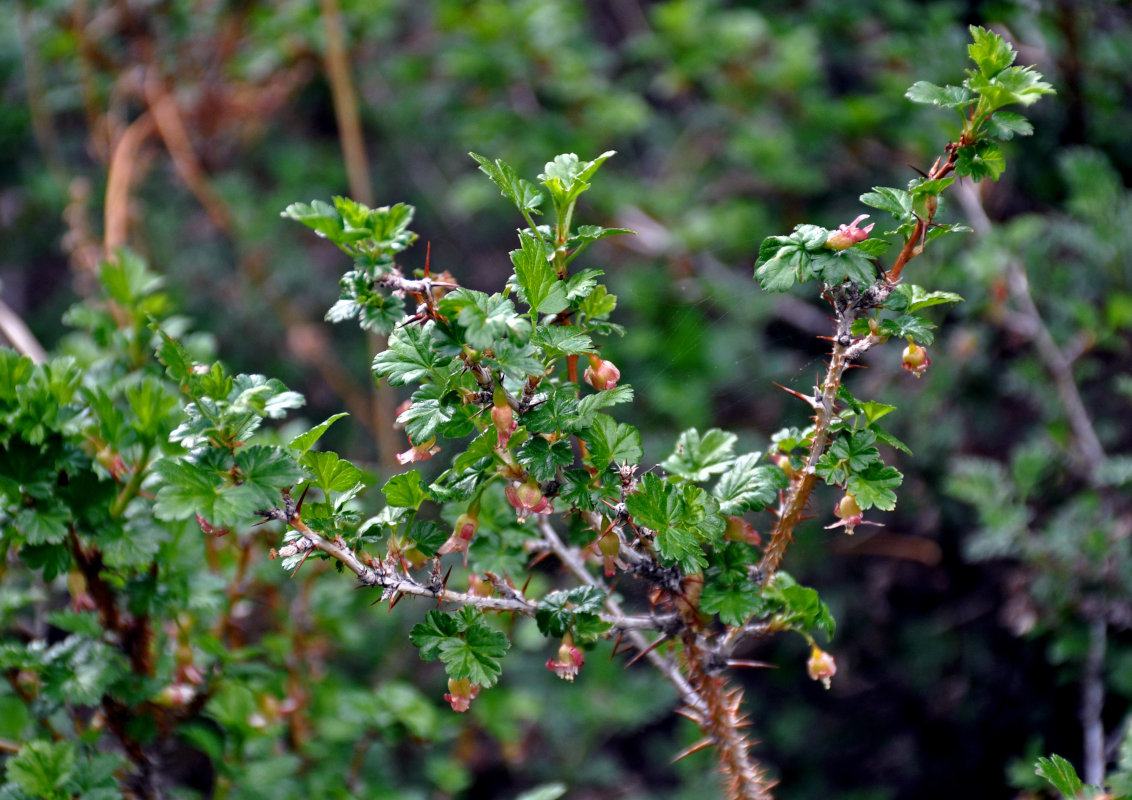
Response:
[0, 296, 47, 363]
[1082, 617, 1107, 785]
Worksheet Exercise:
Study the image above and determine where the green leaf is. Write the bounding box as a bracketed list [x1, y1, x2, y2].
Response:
[564, 268, 603, 301]
[764, 577, 836, 640]
[382, 471, 428, 509]
[517, 438, 575, 482]
[578, 284, 617, 318]
[14, 504, 69, 546]
[0, 349, 34, 403]
[396, 397, 454, 443]
[438, 623, 510, 687]
[511, 231, 568, 315]
[984, 111, 1034, 140]
[1034, 754, 1085, 799]
[816, 430, 881, 486]
[955, 139, 1006, 181]
[539, 151, 615, 210]
[968, 26, 1017, 77]
[410, 610, 461, 661]
[482, 340, 545, 381]
[532, 325, 593, 357]
[879, 313, 936, 345]
[438, 289, 532, 350]
[577, 384, 634, 420]
[6, 740, 75, 800]
[712, 453, 786, 515]
[905, 81, 972, 108]
[754, 225, 829, 292]
[302, 450, 367, 495]
[859, 187, 914, 221]
[230, 374, 305, 419]
[811, 248, 878, 287]
[625, 473, 720, 573]
[152, 458, 262, 527]
[661, 428, 736, 482]
[535, 586, 606, 638]
[373, 323, 448, 386]
[579, 414, 642, 473]
[281, 199, 345, 241]
[892, 284, 965, 313]
[289, 412, 350, 456]
[236, 446, 304, 506]
[406, 520, 448, 558]
[847, 463, 903, 511]
[470, 153, 544, 214]
[522, 387, 581, 435]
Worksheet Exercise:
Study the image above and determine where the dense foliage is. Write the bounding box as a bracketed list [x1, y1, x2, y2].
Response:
[1, 2, 1130, 799]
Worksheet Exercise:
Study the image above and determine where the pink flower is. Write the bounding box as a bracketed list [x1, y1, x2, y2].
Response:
[824, 493, 882, 536]
[444, 678, 481, 713]
[491, 400, 516, 450]
[438, 511, 479, 556]
[505, 479, 553, 519]
[583, 353, 620, 391]
[396, 435, 440, 465]
[546, 637, 585, 682]
[825, 214, 875, 251]
[901, 342, 931, 379]
[806, 644, 837, 689]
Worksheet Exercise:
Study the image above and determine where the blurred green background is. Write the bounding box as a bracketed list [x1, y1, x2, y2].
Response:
[2, 1, 1131, 798]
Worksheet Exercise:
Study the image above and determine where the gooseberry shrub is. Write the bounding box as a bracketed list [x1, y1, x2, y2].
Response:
[0, 27, 1051, 799]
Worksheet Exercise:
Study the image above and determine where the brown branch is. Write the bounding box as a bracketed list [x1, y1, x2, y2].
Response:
[0, 296, 47, 363]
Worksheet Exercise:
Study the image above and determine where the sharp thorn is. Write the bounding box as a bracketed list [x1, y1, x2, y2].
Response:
[726, 659, 776, 670]
[626, 634, 668, 667]
[611, 632, 625, 659]
[671, 738, 714, 763]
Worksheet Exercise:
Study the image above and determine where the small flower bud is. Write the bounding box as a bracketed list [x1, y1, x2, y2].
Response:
[438, 510, 479, 556]
[597, 528, 621, 577]
[504, 479, 552, 519]
[723, 515, 761, 545]
[807, 644, 837, 689]
[397, 434, 440, 465]
[901, 341, 930, 379]
[825, 214, 875, 251]
[444, 678, 481, 712]
[546, 636, 585, 682]
[583, 353, 620, 391]
[771, 454, 795, 480]
[491, 399, 516, 451]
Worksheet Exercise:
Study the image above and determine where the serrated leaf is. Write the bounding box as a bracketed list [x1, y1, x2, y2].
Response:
[577, 384, 633, 419]
[296, 447, 360, 493]
[859, 187, 914, 221]
[713, 453, 785, 515]
[511, 231, 568, 315]
[382, 471, 428, 509]
[517, 438, 575, 481]
[153, 459, 263, 527]
[396, 397, 454, 443]
[281, 199, 344, 241]
[406, 520, 448, 558]
[880, 313, 936, 345]
[438, 289, 532, 350]
[905, 81, 973, 108]
[535, 586, 606, 638]
[578, 284, 617, 318]
[754, 225, 829, 293]
[984, 111, 1034, 140]
[482, 339, 545, 381]
[6, 740, 75, 799]
[661, 428, 736, 482]
[289, 413, 350, 456]
[955, 139, 1006, 181]
[847, 464, 903, 511]
[579, 414, 641, 473]
[764, 575, 836, 640]
[893, 284, 965, 313]
[470, 153, 544, 214]
[373, 323, 447, 386]
[410, 610, 461, 661]
[438, 624, 509, 687]
[1034, 754, 1085, 799]
[236, 446, 304, 505]
[564, 268, 603, 301]
[968, 25, 1017, 76]
[812, 248, 878, 286]
[533, 325, 594, 357]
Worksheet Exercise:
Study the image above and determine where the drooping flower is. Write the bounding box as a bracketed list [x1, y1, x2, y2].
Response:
[583, 353, 620, 391]
[438, 510, 479, 557]
[825, 214, 875, 251]
[505, 479, 553, 519]
[491, 397, 516, 450]
[546, 636, 585, 682]
[901, 341, 931, 379]
[824, 493, 882, 536]
[444, 678, 481, 712]
[807, 644, 837, 689]
[396, 434, 440, 465]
